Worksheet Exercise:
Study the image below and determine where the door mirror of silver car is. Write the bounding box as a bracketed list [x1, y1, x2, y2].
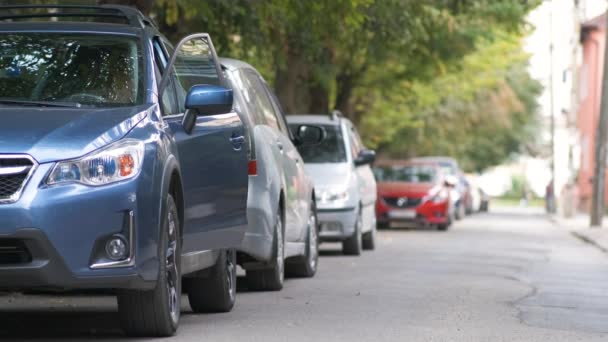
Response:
[294, 124, 325, 146]
[444, 175, 458, 188]
[354, 149, 376, 166]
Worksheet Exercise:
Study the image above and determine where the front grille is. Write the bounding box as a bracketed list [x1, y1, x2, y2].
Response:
[0, 157, 34, 202]
[0, 239, 32, 265]
[384, 196, 422, 208]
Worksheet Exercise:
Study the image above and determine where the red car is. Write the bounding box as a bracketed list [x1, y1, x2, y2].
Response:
[374, 161, 454, 231]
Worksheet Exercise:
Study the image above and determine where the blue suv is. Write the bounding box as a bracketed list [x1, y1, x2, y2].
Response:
[0, 5, 248, 336]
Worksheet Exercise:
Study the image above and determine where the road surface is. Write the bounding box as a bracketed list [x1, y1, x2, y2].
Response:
[2, 206, 608, 341]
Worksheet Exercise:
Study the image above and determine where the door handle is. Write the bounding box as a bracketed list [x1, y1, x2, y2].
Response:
[230, 135, 245, 151]
[230, 136, 245, 144]
[277, 141, 284, 153]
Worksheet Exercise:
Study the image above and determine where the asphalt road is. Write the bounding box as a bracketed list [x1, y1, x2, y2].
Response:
[2, 206, 608, 341]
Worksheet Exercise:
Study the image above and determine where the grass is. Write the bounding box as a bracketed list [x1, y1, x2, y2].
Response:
[493, 197, 545, 208]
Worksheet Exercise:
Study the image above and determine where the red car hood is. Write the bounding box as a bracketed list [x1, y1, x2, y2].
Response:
[377, 182, 435, 198]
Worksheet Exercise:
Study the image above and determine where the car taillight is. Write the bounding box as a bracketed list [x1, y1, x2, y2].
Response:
[248, 160, 258, 176]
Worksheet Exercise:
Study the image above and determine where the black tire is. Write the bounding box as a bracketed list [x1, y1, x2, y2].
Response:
[246, 211, 284, 291]
[455, 201, 465, 220]
[437, 224, 449, 231]
[187, 249, 237, 313]
[343, 210, 362, 255]
[362, 220, 376, 250]
[118, 194, 181, 337]
[286, 200, 319, 278]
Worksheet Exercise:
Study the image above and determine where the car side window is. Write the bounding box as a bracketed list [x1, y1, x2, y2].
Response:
[161, 37, 221, 115]
[348, 125, 362, 160]
[244, 70, 281, 131]
[262, 82, 291, 137]
[228, 69, 266, 126]
[152, 37, 178, 115]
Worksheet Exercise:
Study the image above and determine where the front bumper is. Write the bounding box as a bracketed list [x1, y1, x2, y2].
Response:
[317, 207, 357, 242]
[377, 200, 449, 227]
[0, 163, 159, 291]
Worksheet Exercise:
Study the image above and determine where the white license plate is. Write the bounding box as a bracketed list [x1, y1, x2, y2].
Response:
[388, 209, 416, 219]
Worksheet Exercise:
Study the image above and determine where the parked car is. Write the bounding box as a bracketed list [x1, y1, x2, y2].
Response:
[287, 113, 377, 255]
[374, 161, 455, 230]
[220, 58, 322, 290]
[410, 156, 469, 219]
[0, 5, 249, 337]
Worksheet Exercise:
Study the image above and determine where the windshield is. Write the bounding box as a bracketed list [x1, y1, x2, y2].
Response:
[290, 124, 347, 163]
[374, 165, 437, 183]
[0, 33, 144, 107]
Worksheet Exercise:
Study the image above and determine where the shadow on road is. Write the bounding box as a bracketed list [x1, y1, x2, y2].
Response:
[0, 304, 124, 340]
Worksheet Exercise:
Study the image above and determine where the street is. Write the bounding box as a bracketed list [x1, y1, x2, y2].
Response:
[2, 206, 608, 341]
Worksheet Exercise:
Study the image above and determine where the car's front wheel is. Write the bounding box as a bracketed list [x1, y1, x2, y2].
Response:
[343, 210, 362, 255]
[362, 222, 376, 250]
[118, 194, 181, 337]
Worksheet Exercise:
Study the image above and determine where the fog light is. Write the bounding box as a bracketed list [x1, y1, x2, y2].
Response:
[106, 236, 128, 261]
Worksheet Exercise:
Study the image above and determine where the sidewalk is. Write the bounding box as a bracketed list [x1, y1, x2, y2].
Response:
[551, 213, 608, 253]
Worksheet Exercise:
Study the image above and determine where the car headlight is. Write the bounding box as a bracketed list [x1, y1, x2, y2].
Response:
[317, 188, 349, 203]
[47, 140, 144, 186]
[423, 189, 448, 204]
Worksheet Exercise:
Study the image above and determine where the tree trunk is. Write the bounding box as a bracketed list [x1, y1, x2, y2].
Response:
[308, 81, 330, 114]
[335, 72, 354, 118]
[274, 51, 310, 114]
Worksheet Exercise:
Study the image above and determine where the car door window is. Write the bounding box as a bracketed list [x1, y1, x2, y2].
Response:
[161, 36, 221, 115]
[348, 125, 362, 160]
[263, 82, 292, 138]
[227, 69, 266, 126]
[244, 70, 281, 130]
[152, 38, 179, 115]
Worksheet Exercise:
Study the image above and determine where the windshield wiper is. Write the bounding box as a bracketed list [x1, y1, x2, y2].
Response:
[0, 99, 82, 108]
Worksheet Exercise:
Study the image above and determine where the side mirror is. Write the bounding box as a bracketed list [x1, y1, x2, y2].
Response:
[294, 124, 325, 146]
[182, 85, 233, 134]
[444, 175, 458, 188]
[354, 149, 376, 166]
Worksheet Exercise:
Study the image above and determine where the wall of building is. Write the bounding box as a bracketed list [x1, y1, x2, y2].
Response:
[577, 25, 607, 210]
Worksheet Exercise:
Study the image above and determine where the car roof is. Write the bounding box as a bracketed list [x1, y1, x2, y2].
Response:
[375, 159, 440, 168]
[0, 21, 142, 35]
[287, 114, 346, 126]
[410, 156, 459, 166]
[220, 58, 257, 72]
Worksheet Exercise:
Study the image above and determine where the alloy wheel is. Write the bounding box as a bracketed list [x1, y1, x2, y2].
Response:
[226, 249, 236, 301]
[308, 212, 318, 270]
[166, 210, 180, 325]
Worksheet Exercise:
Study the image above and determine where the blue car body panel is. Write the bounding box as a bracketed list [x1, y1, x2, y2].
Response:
[0, 21, 248, 290]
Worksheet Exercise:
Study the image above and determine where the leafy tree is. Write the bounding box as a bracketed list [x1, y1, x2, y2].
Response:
[0, 0, 543, 171]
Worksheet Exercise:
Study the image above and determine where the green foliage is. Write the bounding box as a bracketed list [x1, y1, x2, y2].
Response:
[3, 0, 542, 171]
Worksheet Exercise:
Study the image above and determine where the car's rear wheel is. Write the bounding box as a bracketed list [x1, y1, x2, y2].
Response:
[343, 210, 362, 255]
[286, 201, 319, 277]
[187, 248, 237, 313]
[246, 211, 284, 291]
[118, 194, 181, 337]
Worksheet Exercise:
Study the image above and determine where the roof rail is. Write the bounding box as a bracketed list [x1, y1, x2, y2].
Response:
[0, 5, 155, 29]
[331, 109, 344, 121]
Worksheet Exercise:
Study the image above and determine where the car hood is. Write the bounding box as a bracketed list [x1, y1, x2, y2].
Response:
[0, 104, 152, 163]
[304, 163, 352, 190]
[377, 181, 435, 198]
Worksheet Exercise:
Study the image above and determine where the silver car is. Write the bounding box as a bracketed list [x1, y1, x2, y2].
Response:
[287, 114, 377, 255]
[222, 58, 323, 291]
